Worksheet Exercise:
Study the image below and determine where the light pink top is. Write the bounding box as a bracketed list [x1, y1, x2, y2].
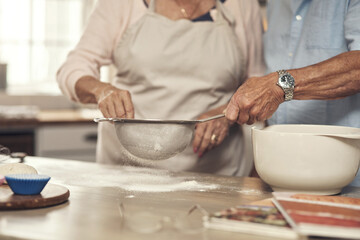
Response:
[57, 0, 265, 101]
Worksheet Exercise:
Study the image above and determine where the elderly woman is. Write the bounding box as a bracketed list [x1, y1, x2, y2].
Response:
[57, 0, 264, 176]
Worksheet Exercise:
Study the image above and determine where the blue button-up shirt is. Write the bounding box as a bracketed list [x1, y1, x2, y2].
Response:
[265, 0, 360, 127]
[264, 0, 360, 186]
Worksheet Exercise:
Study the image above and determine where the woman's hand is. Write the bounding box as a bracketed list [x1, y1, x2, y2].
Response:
[75, 76, 135, 118]
[192, 105, 231, 158]
[94, 84, 134, 118]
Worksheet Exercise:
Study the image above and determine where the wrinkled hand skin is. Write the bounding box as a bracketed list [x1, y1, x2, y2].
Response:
[225, 73, 284, 125]
[192, 107, 230, 158]
[95, 84, 135, 119]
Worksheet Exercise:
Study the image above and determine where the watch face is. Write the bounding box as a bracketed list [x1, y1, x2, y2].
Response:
[279, 74, 295, 88]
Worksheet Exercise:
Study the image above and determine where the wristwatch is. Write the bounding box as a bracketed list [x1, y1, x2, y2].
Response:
[276, 70, 295, 101]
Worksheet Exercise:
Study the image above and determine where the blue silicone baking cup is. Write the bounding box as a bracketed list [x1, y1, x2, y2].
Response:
[5, 174, 51, 195]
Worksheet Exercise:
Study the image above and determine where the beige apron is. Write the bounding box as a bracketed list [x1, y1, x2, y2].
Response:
[97, 0, 250, 176]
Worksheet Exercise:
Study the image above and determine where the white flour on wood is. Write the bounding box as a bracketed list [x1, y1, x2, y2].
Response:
[52, 162, 218, 193]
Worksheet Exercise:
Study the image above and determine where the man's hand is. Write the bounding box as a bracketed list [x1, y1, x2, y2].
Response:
[225, 73, 284, 125]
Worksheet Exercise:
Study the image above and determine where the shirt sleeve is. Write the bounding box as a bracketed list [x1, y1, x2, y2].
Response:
[56, 0, 128, 102]
[345, 0, 360, 51]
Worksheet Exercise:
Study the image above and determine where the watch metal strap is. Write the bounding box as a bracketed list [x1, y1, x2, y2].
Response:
[284, 88, 294, 101]
[277, 70, 287, 76]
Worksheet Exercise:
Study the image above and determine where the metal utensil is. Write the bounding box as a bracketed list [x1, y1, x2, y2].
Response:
[94, 113, 225, 124]
[94, 114, 225, 161]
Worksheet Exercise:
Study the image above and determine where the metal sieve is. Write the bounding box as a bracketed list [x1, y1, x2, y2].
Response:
[94, 114, 225, 161]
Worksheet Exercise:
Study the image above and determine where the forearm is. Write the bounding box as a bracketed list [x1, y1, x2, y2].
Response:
[289, 50, 360, 100]
[75, 76, 111, 104]
[75, 76, 134, 118]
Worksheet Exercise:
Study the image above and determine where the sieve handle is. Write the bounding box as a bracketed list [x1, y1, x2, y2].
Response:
[93, 114, 226, 124]
[196, 113, 225, 123]
[93, 118, 113, 122]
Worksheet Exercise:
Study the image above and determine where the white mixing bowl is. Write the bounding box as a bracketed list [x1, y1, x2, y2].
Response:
[252, 124, 360, 195]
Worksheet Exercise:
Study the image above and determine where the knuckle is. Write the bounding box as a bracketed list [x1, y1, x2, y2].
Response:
[126, 106, 134, 113]
[249, 107, 259, 116]
[98, 101, 106, 109]
[203, 135, 211, 141]
[233, 93, 242, 103]
[117, 106, 125, 113]
[117, 110, 126, 118]
[241, 100, 252, 110]
[258, 112, 268, 121]
[195, 123, 206, 131]
[238, 118, 248, 125]
[121, 90, 131, 97]
[194, 130, 203, 138]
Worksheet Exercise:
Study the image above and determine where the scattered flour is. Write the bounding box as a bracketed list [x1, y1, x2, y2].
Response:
[237, 189, 264, 195]
[124, 180, 212, 192]
[54, 163, 218, 193]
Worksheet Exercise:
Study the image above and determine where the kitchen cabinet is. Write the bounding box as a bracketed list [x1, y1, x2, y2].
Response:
[36, 124, 97, 162]
[0, 109, 99, 162]
[0, 119, 37, 156]
[0, 128, 35, 155]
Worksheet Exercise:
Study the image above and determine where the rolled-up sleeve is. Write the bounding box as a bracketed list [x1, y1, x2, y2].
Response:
[345, 0, 360, 51]
[56, 0, 125, 101]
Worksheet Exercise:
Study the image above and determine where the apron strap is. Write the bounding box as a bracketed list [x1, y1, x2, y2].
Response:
[148, 0, 156, 12]
[215, 0, 235, 26]
[148, 0, 235, 26]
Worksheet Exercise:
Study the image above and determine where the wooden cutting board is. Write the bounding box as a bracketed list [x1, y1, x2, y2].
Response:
[0, 183, 70, 210]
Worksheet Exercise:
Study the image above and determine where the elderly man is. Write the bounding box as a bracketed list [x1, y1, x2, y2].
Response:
[225, 0, 360, 183]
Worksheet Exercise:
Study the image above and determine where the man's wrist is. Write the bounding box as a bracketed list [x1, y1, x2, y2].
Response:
[276, 70, 295, 101]
[273, 73, 286, 103]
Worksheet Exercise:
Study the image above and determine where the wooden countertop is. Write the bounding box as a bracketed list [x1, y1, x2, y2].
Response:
[0, 157, 271, 240]
[37, 109, 100, 124]
[1, 157, 359, 240]
[0, 109, 100, 128]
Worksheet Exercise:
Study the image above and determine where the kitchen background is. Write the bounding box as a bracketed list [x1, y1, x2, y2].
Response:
[0, 0, 267, 162]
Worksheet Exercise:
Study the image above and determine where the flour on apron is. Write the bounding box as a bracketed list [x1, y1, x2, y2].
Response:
[97, 0, 249, 176]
